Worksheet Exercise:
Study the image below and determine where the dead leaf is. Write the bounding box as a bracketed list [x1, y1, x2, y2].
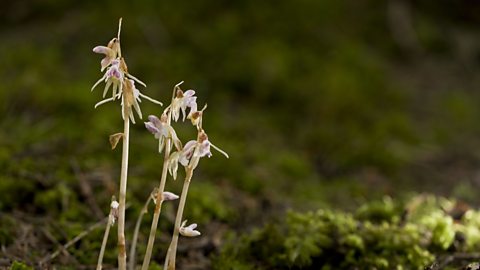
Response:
[109, 133, 124, 150]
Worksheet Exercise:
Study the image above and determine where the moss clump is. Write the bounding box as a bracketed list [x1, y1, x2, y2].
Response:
[9, 261, 33, 270]
[214, 195, 479, 269]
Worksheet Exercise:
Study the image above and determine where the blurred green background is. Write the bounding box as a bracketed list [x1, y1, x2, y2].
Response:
[2, 0, 480, 268]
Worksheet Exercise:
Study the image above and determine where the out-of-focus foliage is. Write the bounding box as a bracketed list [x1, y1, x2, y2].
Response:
[9, 261, 33, 270]
[2, 0, 480, 268]
[214, 195, 480, 269]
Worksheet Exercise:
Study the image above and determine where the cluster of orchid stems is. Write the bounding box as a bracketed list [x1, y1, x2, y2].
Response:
[91, 19, 228, 270]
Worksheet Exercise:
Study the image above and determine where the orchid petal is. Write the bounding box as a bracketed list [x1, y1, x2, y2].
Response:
[94, 97, 115, 108]
[145, 122, 160, 134]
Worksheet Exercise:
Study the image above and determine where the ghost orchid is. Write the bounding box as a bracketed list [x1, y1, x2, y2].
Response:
[93, 37, 120, 72]
[171, 88, 198, 122]
[145, 114, 182, 153]
[179, 220, 201, 237]
[91, 59, 124, 99]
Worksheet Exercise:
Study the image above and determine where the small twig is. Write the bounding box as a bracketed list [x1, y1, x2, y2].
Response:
[428, 253, 480, 270]
[129, 190, 155, 270]
[40, 217, 108, 265]
[40, 204, 131, 266]
[41, 228, 74, 261]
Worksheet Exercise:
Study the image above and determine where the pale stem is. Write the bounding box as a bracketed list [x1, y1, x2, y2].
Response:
[118, 116, 129, 270]
[117, 18, 122, 58]
[97, 213, 114, 270]
[141, 83, 180, 270]
[129, 192, 154, 270]
[165, 168, 194, 270]
[140, 145, 171, 270]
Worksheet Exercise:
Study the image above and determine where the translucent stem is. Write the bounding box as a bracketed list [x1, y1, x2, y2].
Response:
[142, 82, 180, 269]
[141, 140, 171, 270]
[118, 116, 129, 270]
[165, 169, 193, 270]
[129, 191, 154, 270]
[97, 213, 114, 270]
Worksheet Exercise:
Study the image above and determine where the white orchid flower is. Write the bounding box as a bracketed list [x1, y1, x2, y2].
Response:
[179, 220, 201, 237]
[145, 114, 182, 153]
[167, 130, 229, 178]
[91, 59, 124, 99]
[92, 37, 120, 71]
[171, 89, 198, 122]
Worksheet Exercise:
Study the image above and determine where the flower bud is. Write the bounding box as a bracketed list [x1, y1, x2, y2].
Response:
[179, 220, 201, 237]
[162, 191, 179, 201]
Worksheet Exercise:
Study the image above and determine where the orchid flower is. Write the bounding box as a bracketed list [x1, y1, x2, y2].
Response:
[150, 191, 179, 204]
[91, 59, 124, 99]
[171, 89, 198, 122]
[167, 130, 228, 178]
[92, 28, 161, 123]
[145, 114, 182, 153]
[187, 104, 207, 128]
[179, 220, 201, 237]
[93, 37, 120, 71]
[94, 78, 162, 124]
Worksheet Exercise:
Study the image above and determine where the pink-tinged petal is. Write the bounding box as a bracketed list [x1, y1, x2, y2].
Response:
[145, 122, 160, 134]
[162, 191, 179, 201]
[179, 155, 190, 167]
[187, 223, 198, 230]
[101, 57, 112, 70]
[185, 96, 197, 107]
[183, 90, 196, 97]
[179, 222, 201, 237]
[183, 140, 197, 152]
[188, 99, 198, 117]
[93, 46, 110, 54]
[111, 59, 120, 66]
[147, 115, 162, 128]
[179, 140, 197, 166]
[197, 140, 211, 158]
[107, 66, 122, 80]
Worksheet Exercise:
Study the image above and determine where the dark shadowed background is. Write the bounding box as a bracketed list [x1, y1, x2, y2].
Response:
[2, 0, 480, 269]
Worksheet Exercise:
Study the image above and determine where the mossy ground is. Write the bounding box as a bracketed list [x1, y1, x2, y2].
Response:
[2, 1, 480, 269]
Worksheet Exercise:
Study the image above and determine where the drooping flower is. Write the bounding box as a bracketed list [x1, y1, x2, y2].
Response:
[91, 59, 124, 99]
[179, 140, 198, 166]
[92, 21, 162, 122]
[171, 89, 198, 122]
[167, 152, 180, 180]
[93, 37, 120, 71]
[187, 104, 207, 128]
[179, 220, 201, 237]
[145, 114, 182, 153]
[166, 130, 228, 178]
[151, 190, 180, 204]
[121, 79, 143, 123]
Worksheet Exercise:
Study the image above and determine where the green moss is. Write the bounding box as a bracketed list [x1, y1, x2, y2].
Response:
[9, 261, 33, 270]
[214, 195, 480, 269]
[0, 215, 16, 246]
